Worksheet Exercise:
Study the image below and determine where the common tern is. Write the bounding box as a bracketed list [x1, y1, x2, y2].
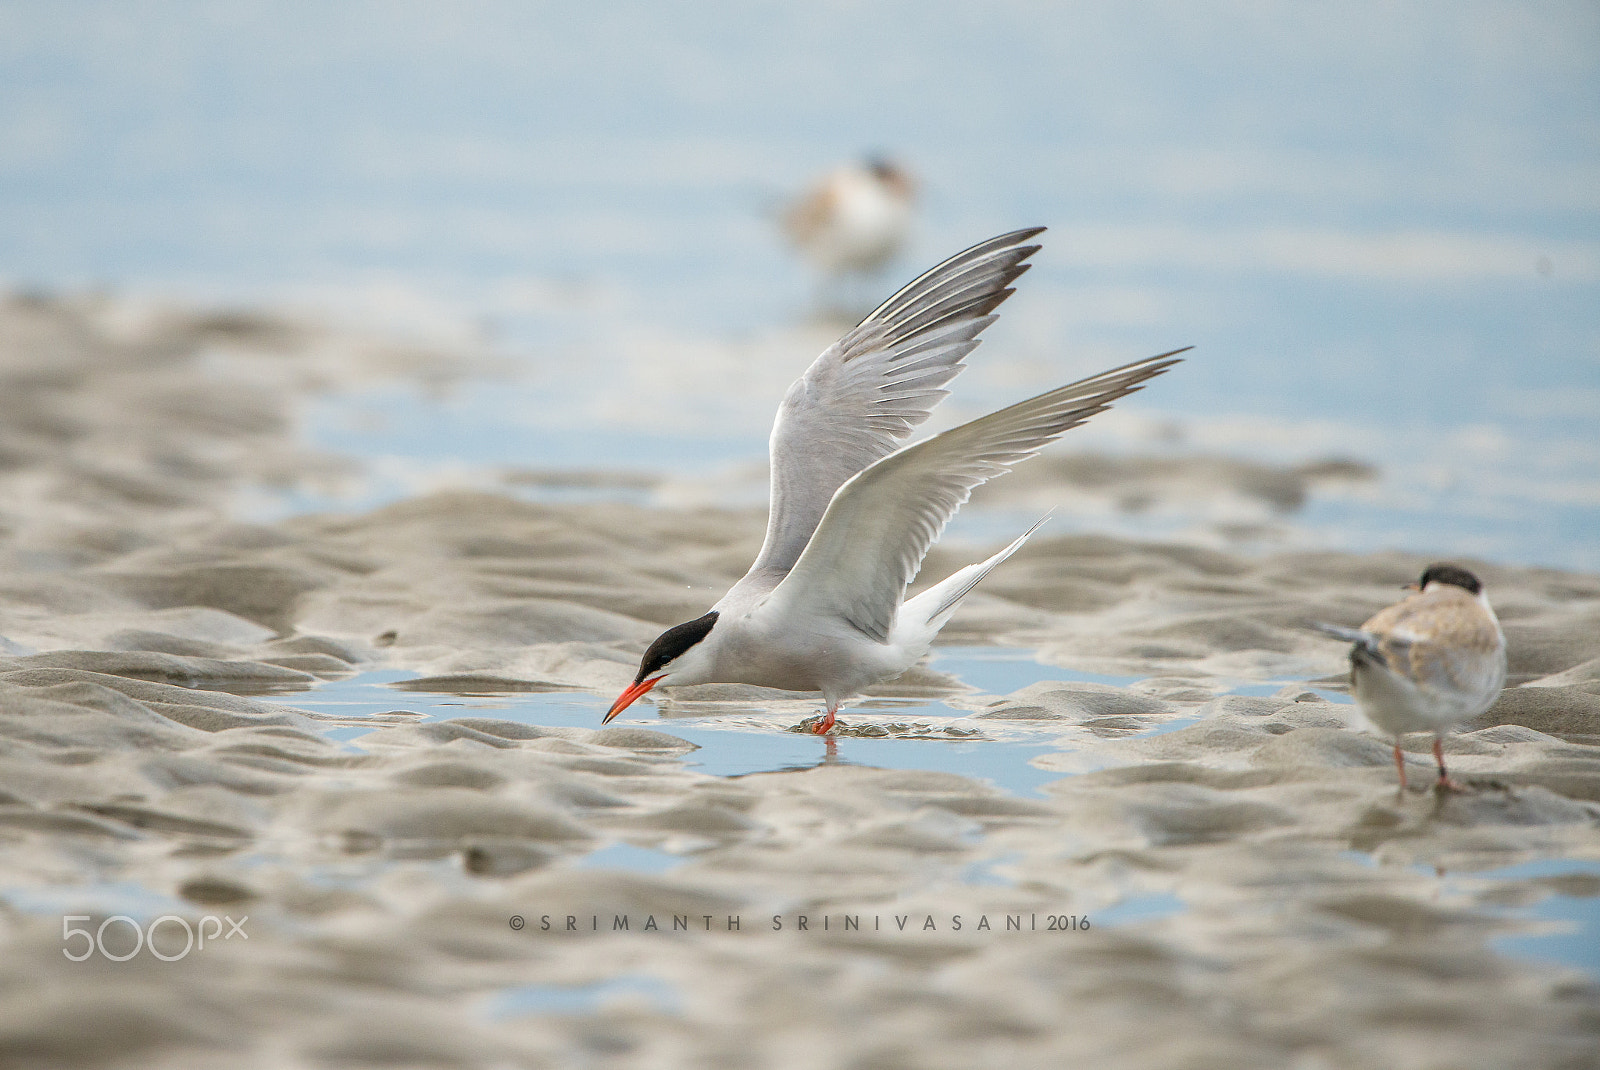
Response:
[607, 228, 1186, 733]
[782, 157, 916, 276]
[1315, 563, 1506, 791]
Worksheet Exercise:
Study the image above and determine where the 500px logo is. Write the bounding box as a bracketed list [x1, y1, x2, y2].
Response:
[62, 914, 248, 962]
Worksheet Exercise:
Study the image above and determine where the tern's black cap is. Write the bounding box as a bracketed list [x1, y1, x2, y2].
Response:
[634, 611, 718, 684]
[1419, 563, 1482, 595]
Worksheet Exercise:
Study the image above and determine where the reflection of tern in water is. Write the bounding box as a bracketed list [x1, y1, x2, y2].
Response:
[781, 157, 916, 278]
[607, 228, 1186, 734]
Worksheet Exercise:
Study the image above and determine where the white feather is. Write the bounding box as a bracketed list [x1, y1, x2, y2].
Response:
[758, 351, 1186, 643]
[752, 228, 1045, 575]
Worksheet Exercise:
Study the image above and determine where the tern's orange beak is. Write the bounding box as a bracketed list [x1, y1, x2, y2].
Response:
[604, 676, 662, 723]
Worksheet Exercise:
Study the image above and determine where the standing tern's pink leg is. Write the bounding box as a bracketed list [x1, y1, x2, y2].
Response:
[1433, 737, 1468, 792]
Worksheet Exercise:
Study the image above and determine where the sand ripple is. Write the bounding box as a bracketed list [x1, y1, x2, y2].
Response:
[0, 296, 1596, 1067]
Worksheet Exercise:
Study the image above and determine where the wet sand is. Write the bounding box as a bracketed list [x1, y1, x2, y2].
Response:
[1, 294, 1597, 1068]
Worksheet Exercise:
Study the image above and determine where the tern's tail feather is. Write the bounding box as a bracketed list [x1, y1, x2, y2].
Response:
[901, 515, 1049, 637]
[1311, 621, 1391, 669]
[1310, 621, 1367, 643]
[1310, 621, 1380, 647]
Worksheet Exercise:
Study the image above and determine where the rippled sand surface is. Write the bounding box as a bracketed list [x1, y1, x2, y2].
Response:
[1, 296, 1597, 1068]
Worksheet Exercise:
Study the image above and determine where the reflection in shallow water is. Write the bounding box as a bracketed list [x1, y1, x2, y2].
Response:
[291, 647, 1333, 793]
[278, 652, 1600, 984]
[288, 647, 1167, 799]
[1470, 858, 1600, 980]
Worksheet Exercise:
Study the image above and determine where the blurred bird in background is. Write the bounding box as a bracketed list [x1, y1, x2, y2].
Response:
[781, 157, 917, 303]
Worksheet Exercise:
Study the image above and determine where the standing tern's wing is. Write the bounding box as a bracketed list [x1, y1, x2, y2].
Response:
[761, 350, 1187, 642]
[749, 228, 1046, 576]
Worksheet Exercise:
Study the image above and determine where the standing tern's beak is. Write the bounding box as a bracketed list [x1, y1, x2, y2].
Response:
[604, 676, 663, 723]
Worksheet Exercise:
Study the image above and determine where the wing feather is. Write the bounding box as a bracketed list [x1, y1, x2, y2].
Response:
[750, 228, 1046, 575]
[762, 350, 1188, 641]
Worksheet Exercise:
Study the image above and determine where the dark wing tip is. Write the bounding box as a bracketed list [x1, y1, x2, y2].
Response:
[972, 286, 1017, 317]
[859, 228, 1049, 328]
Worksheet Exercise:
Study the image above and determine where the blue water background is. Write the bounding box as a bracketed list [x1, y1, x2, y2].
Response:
[1, 2, 1596, 566]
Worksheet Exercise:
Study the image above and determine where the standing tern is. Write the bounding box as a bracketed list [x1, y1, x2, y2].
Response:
[606, 227, 1186, 733]
[1314, 564, 1506, 791]
[782, 157, 917, 277]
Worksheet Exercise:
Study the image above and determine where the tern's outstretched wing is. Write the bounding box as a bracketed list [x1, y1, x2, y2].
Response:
[760, 350, 1187, 642]
[749, 228, 1046, 576]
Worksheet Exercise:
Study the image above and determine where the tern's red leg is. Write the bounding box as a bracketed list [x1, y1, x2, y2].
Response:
[1433, 737, 1468, 792]
[1393, 742, 1408, 792]
[811, 704, 838, 736]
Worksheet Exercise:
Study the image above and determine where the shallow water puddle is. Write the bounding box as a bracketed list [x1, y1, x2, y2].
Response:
[1455, 858, 1600, 979]
[289, 648, 1321, 797]
[281, 652, 1356, 809]
[481, 975, 681, 1020]
[958, 851, 1024, 888]
[1094, 891, 1187, 927]
[288, 647, 1154, 799]
[0, 879, 194, 922]
[927, 646, 1143, 696]
[277, 651, 1424, 957]
[575, 842, 684, 875]
[1327, 853, 1600, 983]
